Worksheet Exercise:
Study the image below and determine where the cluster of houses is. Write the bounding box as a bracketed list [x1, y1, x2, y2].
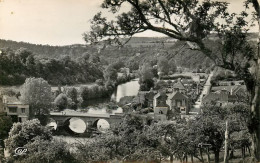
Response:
[202, 80, 248, 106]
[133, 78, 194, 121]
[132, 74, 249, 121]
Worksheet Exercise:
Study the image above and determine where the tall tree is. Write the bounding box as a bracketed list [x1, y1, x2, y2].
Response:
[66, 87, 78, 110]
[0, 115, 13, 148]
[104, 65, 118, 81]
[54, 93, 68, 111]
[139, 63, 154, 91]
[157, 56, 169, 75]
[245, 0, 260, 160]
[84, 0, 260, 160]
[20, 78, 52, 125]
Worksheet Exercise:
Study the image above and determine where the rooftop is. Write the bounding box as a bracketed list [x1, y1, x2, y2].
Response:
[172, 80, 185, 90]
[211, 85, 247, 93]
[3, 95, 24, 105]
[168, 91, 189, 100]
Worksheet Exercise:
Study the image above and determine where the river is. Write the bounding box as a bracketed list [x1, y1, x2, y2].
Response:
[52, 79, 140, 136]
[111, 78, 140, 102]
[81, 78, 140, 106]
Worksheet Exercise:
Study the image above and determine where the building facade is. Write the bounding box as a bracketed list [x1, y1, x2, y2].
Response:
[2, 95, 30, 122]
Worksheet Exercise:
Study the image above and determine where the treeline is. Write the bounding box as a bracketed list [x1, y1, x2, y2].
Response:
[0, 38, 216, 72]
[74, 104, 251, 163]
[0, 48, 103, 85]
[0, 39, 96, 59]
[1, 102, 251, 163]
[53, 74, 135, 110]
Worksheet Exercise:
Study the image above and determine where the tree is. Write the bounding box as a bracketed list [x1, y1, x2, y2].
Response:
[20, 78, 52, 125]
[66, 87, 78, 110]
[0, 115, 12, 162]
[157, 56, 169, 75]
[54, 93, 68, 111]
[15, 48, 32, 65]
[139, 63, 154, 91]
[4, 119, 75, 163]
[0, 115, 13, 147]
[104, 65, 118, 81]
[244, 0, 260, 160]
[80, 86, 89, 102]
[168, 59, 177, 74]
[21, 138, 76, 163]
[191, 111, 225, 163]
[4, 119, 52, 156]
[111, 60, 125, 70]
[84, 0, 260, 160]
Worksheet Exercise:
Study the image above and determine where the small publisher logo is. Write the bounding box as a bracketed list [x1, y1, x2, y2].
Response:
[14, 147, 27, 156]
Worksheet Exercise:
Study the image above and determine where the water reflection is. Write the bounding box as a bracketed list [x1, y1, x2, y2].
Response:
[82, 79, 140, 107]
[97, 119, 110, 133]
[69, 118, 86, 133]
[111, 79, 140, 102]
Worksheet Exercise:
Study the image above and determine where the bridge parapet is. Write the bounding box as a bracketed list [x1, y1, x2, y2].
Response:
[50, 112, 125, 129]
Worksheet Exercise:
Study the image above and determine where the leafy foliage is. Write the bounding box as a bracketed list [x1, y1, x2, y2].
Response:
[139, 63, 154, 91]
[4, 119, 52, 155]
[20, 78, 52, 125]
[54, 93, 68, 111]
[74, 104, 251, 162]
[0, 115, 13, 145]
[0, 48, 103, 85]
[4, 119, 75, 163]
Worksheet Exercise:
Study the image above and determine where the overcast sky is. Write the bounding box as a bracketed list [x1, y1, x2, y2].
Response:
[0, 0, 257, 46]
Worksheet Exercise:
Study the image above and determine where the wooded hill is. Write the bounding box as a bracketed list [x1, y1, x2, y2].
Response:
[0, 33, 257, 71]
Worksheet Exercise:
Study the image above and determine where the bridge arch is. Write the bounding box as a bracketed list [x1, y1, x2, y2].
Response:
[63, 117, 87, 133]
[47, 118, 57, 130]
[92, 119, 110, 132]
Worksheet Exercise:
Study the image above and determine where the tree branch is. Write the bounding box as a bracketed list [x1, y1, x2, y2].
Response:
[126, 0, 188, 40]
[251, 0, 260, 15]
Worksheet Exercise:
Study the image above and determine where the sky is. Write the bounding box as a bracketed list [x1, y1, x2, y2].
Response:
[0, 0, 257, 46]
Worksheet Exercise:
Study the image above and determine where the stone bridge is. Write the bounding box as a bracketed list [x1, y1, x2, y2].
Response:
[50, 112, 124, 129]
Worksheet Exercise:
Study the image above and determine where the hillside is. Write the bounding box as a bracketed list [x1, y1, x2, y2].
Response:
[0, 37, 213, 70]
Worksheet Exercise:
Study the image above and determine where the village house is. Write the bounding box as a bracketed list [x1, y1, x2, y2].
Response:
[167, 91, 190, 115]
[202, 91, 238, 107]
[2, 95, 30, 122]
[145, 91, 156, 108]
[168, 78, 186, 94]
[202, 84, 248, 106]
[217, 80, 245, 86]
[211, 85, 248, 102]
[153, 89, 191, 120]
[133, 90, 155, 108]
[153, 91, 169, 121]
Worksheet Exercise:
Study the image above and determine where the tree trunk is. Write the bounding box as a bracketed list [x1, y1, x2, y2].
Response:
[229, 149, 234, 159]
[251, 85, 260, 161]
[247, 146, 251, 156]
[224, 120, 229, 163]
[191, 154, 194, 163]
[214, 150, 220, 163]
[250, 4, 260, 161]
[207, 147, 210, 163]
[170, 154, 173, 163]
[242, 147, 245, 163]
[200, 148, 205, 163]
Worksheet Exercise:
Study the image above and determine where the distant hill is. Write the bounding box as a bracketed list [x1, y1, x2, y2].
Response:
[0, 39, 96, 59]
[0, 33, 257, 70]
